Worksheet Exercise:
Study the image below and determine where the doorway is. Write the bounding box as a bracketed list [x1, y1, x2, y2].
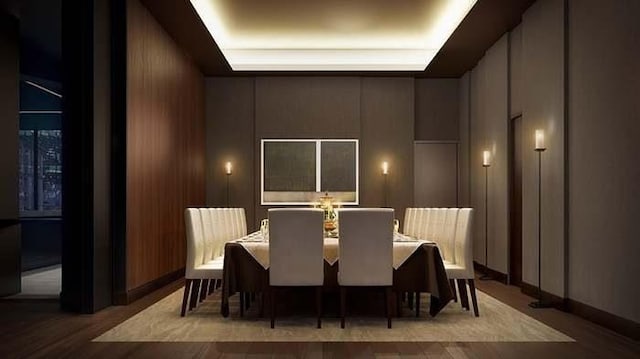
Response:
[509, 115, 523, 286]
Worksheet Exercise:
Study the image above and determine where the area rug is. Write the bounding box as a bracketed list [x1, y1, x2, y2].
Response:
[94, 289, 573, 342]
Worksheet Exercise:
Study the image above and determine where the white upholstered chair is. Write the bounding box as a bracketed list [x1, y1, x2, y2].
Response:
[445, 208, 479, 316]
[403, 208, 416, 237]
[268, 208, 325, 328]
[181, 208, 224, 316]
[338, 208, 394, 328]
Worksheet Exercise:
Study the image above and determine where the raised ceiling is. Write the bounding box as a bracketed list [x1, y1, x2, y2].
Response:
[189, 0, 476, 71]
[141, 0, 535, 77]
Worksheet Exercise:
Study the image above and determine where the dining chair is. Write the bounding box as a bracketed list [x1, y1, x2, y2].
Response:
[338, 208, 394, 328]
[445, 208, 479, 316]
[181, 208, 224, 316]
[403, 208, 416, 237]
[268, 208, 325, 328]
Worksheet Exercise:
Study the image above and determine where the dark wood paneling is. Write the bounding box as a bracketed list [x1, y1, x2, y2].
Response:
[205, 78, 256, 229]
[414, 143, 458, 207]
[126, 0, 205, 292]
[414, 79, 460, 141]
[253, 77, 361, 225]
[0, 12, 20, 296]
[360, 78, 414, 225]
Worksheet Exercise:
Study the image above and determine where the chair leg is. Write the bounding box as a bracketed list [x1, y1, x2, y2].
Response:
[270, 287, 276, 328]
[468, 279, 480, 317]
[450, 279, 458, 302]
[239, 291, 245, 317]
[340, 287, 346, 329]
[385, 287, 392, 329]
[199, 279, 209, 302]
[189, 279, 201, 310]
[208, 279, 216, 295]
[216, 279, 222, 289]
[316, 286, 322, 329]
[245, 292, 251, 310]
[456, 279, 469, 310]
[181, 279, 192, 317]
[407, 292, 414, 310]
[415, 292, 420, 317]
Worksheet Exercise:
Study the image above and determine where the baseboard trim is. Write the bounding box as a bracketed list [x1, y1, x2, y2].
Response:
[114, 268, 185, 305]
[566, 298, 640, 341]
[473, 261, 508, 284]
[520, 281, 566, 310]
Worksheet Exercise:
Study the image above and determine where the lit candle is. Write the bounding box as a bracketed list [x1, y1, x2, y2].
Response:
[225, 161, 232, 175]
[535, 129, 546, 150]
[482, 150, 491, 167]
[382, 161, 389, 175]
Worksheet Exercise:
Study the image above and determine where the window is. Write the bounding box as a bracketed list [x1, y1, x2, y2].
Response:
[261, 139, 358, 205]
[19, 129, 62, 216]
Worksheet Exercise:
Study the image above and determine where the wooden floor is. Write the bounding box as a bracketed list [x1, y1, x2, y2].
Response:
[0, 276, 638, 358]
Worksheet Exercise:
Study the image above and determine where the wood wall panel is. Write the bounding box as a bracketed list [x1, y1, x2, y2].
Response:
[126, 0, 205, 292]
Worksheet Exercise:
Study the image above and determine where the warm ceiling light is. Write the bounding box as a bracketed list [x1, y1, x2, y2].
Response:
[190, 0, 477, 71]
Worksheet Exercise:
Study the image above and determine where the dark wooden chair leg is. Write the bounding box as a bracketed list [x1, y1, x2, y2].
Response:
[199, 279, 209, 302]
[450, 279, 458, 302]
[456, 279, 469, 310]
[316, 286, 322, 329]
[216, 279, 222, 289]
[208, 279, 215, 295]
[189, 279, 201, 310]
[340, 287, 346, 329]
[468, 279, 480, 317]
[181, 279, 192, 317]
[245, 292, 251, 310]
[270, 287, 276, 328]
[407, 292, 414, 310]
[415, 292, 420, 317]
[239, 291, 245, 317]
[385, 287, 392, 329]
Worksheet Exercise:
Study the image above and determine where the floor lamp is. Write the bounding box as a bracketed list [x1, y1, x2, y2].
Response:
[382, 161, 389, 207]
[225, 162, 232, 207]
[530, 130, 551, 308]
[479, 150, 492, 280]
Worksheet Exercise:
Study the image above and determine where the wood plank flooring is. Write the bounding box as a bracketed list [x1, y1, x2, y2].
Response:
[0, 276, 638, 358]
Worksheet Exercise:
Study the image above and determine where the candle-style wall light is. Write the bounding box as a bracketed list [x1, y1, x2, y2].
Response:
[382, 161, 389, 207]
[225, 161, 232, 207]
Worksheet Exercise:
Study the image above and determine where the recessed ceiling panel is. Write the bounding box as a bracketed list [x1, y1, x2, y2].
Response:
[190, 0, 477, 71]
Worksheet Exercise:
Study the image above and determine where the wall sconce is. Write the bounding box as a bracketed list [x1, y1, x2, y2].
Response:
[225, 161, 232, 207]
[480, 150, 492, 280]
[381, 161, 389, 175]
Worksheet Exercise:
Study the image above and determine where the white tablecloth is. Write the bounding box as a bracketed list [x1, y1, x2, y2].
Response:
[235, 232, 432, 270]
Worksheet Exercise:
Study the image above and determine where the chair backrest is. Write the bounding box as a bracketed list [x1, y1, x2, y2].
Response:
[207, 208, 223, 258]
[427, 208, 445, 243]
[403, 208, 415, 236]
[199, 208, 215, 263]
[416, 208, 428, 240]
[338, 208, 394, 286]
[269, 208, 324, 286]
[453, 208, 474, 278]
[222, 208, 234, 241]
[185, 208, 205, 278]
[237, 208, 247, 237]
[440, 208, 459, 261]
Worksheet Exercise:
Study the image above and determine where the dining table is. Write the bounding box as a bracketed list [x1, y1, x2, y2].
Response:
[220, 232, 454, 318]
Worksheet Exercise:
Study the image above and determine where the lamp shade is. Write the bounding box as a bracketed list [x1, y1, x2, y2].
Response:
[382, 161, 389, 175]
[535, 129, 546, 150]
[482, 150, 491, 167]
[225, 161, 232, 175]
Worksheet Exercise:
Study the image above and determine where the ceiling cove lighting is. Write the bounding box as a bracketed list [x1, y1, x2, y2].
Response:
[189, 0, 477, 71]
